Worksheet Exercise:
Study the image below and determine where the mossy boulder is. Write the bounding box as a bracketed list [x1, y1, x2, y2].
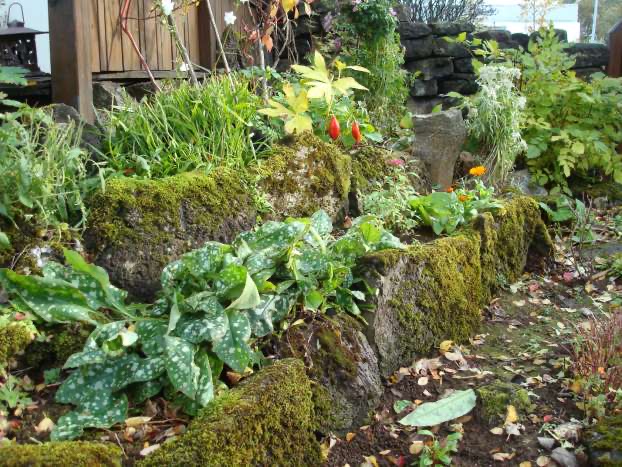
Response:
[256, 134, 351, 222]
[0, 441, 122, 466]
[274, 315, 383, 435]
[0, 323, 32, 372]
[359, 196, 552, 376]
[139, 358, 322, 467]
[476, 381, 534, 424]
[585, 415, 622, 466]
[84, 169, 257, 301]
[24, 323, 92, 369]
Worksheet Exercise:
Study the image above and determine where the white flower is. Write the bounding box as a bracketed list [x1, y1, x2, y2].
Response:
[224, 11, 237, 26]
[161, 0, 174, 16]
[179, 62, 189, 72]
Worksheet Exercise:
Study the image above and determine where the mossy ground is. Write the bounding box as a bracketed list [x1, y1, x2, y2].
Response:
[0, 323, 32, 372]
[138, 359, 321, 467]
[586, 415, 622, 466]
[0, 441, 122, 467]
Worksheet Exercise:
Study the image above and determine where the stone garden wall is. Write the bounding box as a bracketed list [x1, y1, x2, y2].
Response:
[399, 21, 611, 114]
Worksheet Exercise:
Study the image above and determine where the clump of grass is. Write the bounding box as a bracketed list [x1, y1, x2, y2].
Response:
[104, 74, 267, 178]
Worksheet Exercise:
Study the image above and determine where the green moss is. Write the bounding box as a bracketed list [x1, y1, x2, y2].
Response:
[0, 323, 32, 371]
[587, 415, 622, 466]
[0, 441, 122, 467]
[476, 381, 534, 424]
[86, 168, 253, 254]
[25, 324, 92, 369]
[475, 196, 552, 297]
[255, 133, 351, 218]
[386, 234, 485, 355]
[350, 145, 396, 194]
[139, 359, 321, 467]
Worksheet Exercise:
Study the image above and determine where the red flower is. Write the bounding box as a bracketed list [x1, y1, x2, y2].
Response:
[387, 158, 405, 167]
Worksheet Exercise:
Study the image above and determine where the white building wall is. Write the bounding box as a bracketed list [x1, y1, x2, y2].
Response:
[0, 1, 50, 73]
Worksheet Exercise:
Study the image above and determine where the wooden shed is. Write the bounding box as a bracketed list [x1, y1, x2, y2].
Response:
[48, 0, 250, 121]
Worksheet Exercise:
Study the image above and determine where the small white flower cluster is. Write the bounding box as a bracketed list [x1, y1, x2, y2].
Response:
[161, 0, 174, 16]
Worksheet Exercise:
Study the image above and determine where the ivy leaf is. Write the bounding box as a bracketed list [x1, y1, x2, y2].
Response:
[164, 336, 199, 400]
[212, 310, 253, 372]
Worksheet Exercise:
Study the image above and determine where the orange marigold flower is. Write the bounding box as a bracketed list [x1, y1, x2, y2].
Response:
[469, 166, 487, 177]
[458, 194, 469, 202]
[446, 186, 454, 193]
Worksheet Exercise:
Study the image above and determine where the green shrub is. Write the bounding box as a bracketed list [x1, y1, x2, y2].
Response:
[518, 28, 622, 189]
[104, 75, 266, 178]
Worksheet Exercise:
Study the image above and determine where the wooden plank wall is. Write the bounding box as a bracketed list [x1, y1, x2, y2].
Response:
[90, 0, 202, 73]
[608, 19, 622, 78]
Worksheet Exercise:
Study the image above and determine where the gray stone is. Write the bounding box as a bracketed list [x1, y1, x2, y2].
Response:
[438, 78, 478, 95]
[411, 108, 466, 188]
[538, 437, 556, 450]
[553, 422, 582, 443]
[509, 169, 548, 197]
[398, 21, 432, 39]
[511, 32, 529, 49]
[275, 315, 383, 435]
[573, 67, 606, 80]
[406, 57, 454, 80]
[410, 79, 438, 97]
[403, 36, 435, 60]
[454, 57, 475, 73]
[47, 103, 102, 157]
[429, 22, 474, 36]
[124, 81, 159, 101]
[551, 447, 578, 467]
[432, 38, 471, 57]
[92, 81, 125, 109]
[530, 28, 568, 44]
[475, 29, 512, 44]
[566, 43, 609, 69]
[406, 96, 459, 117]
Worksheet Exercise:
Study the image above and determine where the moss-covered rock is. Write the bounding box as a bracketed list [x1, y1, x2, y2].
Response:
[256, 134, 351, 222]
[359, 196, 552, 376]
[585, 415, 622, 466]
[274, 315, 383, 435]
[139, 359, 322, 467]
[476, 381, 534, 424]
[84, 168, 257, 301]
[24, 323, 92, 369]
[0, 323, 32, 372]
[0, 441, 122, 467]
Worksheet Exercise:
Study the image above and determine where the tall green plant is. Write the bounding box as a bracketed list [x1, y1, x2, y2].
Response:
[518, 28, 622, 189]
[0, 105, 100, 245]
[104, 74, 267, 178]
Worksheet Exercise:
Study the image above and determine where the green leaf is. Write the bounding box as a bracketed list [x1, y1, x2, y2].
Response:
[0, 232, 10, 250]
[212, 310, 252, 372]
[164, 336, 199, 399]
[394, 400, 413, 413]
[304, 290, 324, 310]
[227, 273, 260, 310]
[194, 349, 215, 407]
[399, 389, 477, 427]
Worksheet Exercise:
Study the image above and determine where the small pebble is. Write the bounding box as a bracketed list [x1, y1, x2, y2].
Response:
[551, 447, 578, 467]
[537, 437, 556, 450]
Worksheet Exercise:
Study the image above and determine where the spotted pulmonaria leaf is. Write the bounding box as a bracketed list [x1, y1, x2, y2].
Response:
[195, 349, 215, 406]
[164, 336, 199, 399]
[175, 297, 228, 344]
[51, 393, 128, 441]
[212, 310, 252, 372]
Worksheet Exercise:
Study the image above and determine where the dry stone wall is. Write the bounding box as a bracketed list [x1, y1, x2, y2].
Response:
[400, 21, 611, 114]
